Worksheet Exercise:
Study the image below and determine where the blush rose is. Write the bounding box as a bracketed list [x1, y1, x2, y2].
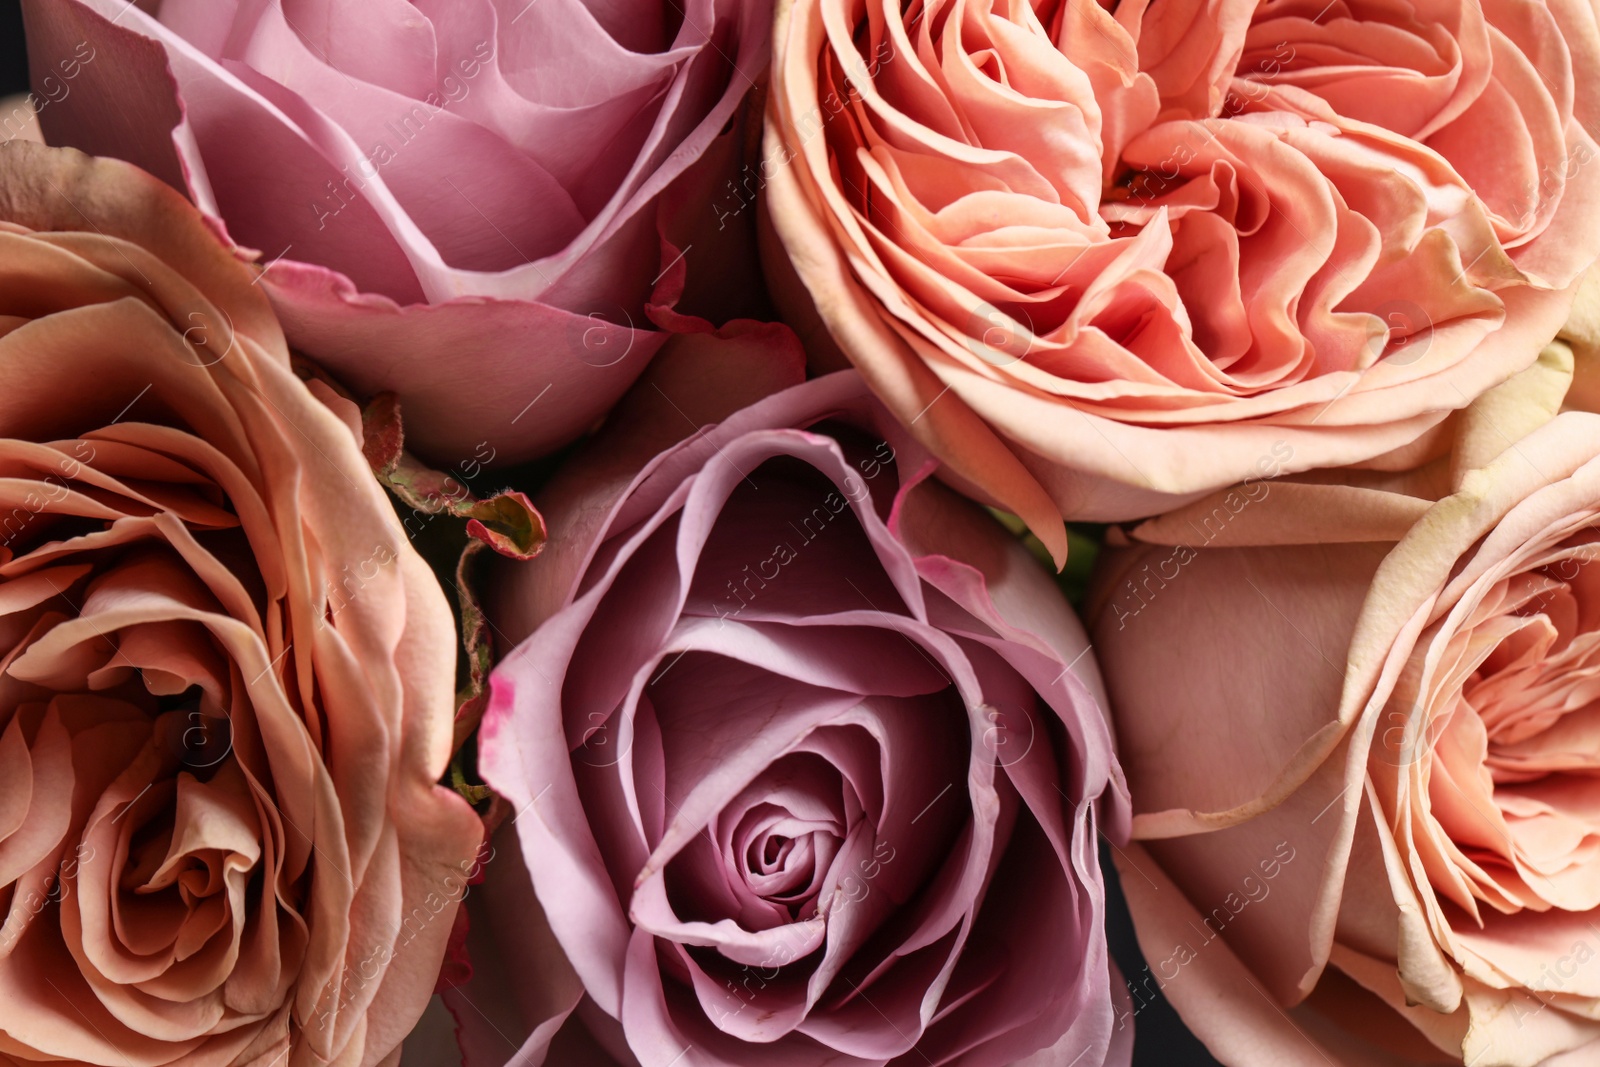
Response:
[1088, 330, 1600, 1065]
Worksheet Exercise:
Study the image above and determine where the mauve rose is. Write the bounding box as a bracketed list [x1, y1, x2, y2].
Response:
[0, 141, 482, 1066]
[19, 0, 770, 464]
[1085, 330, 1600, 1064]
[762, 0, 1600, 561]
[443, 325, 1130, 1066]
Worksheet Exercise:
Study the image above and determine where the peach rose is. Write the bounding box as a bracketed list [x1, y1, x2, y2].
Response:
[0, 141, 481, 1066]
[1086, 321, 1600, 1064]
[764, 0, 1600, 561]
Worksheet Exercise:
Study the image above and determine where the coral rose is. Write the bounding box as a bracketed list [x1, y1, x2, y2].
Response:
[20, 0, 770, 464]
[764, 0, 1600, 560]
[446, 325, 1131, 1066]
[0, 141, 482, 1066]
[1087, 328, 1600, 1064]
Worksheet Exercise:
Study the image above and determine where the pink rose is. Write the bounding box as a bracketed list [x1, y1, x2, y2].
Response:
[20, 0, 770, 464]
[445, 326, 1130, 1066]
[0, 141, 482, 1065]
[763, 0, 1600, 561]
[1087, 335, 1600, 1064]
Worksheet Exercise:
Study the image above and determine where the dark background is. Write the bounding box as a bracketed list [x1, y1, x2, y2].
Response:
[1, 0, 23, 97]
[1103, 846, 1225, 1066]
[0, 1, 1223, 1063]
